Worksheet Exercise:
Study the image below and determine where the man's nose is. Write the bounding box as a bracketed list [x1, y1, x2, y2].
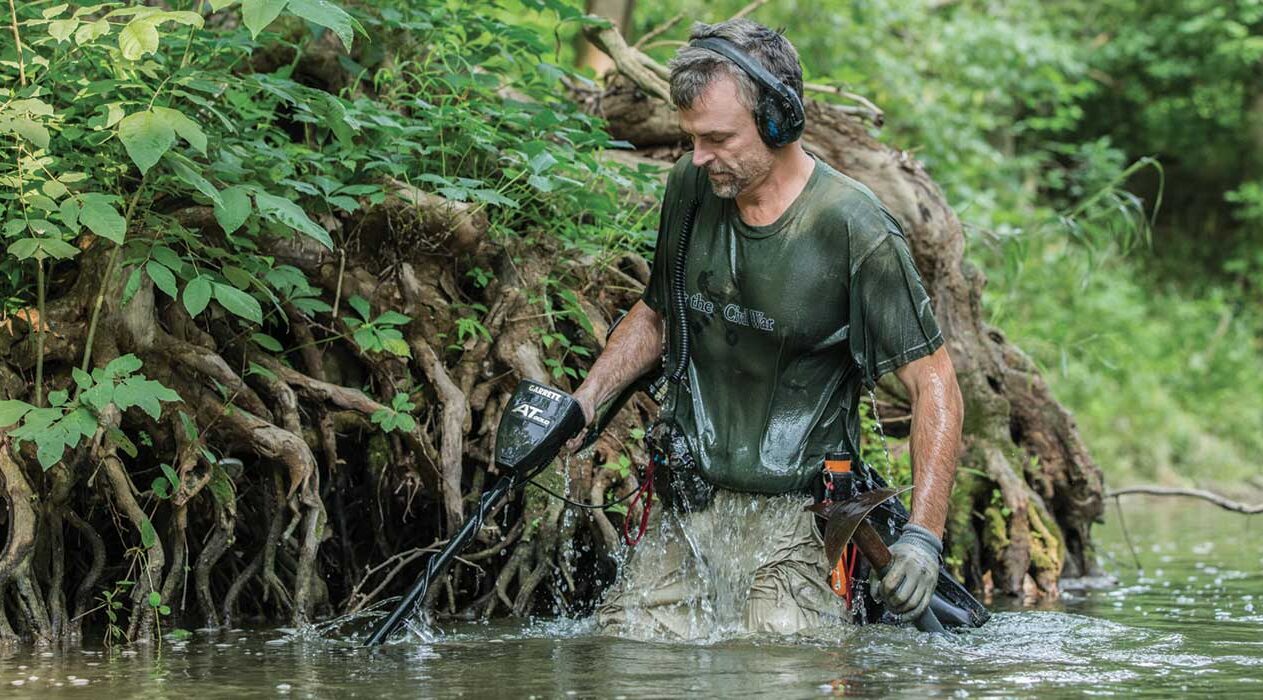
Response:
[692, 145, 713, 169]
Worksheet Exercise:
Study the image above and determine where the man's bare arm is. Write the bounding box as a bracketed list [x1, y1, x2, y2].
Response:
[893, 345, 963, 538]
[571, 300, 665, 425]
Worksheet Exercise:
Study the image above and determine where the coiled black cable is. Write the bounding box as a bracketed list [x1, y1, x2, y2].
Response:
[668, 198, 701, 384]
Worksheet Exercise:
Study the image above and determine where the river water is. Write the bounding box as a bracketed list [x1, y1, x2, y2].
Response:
[2, 498, 1260, 698]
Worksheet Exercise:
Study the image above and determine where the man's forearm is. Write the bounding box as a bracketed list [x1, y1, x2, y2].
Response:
[573, 300, 665, 420]
[897, 346, 963, 538]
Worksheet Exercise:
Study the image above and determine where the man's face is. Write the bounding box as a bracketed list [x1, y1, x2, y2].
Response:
[679, 74, 775, 199]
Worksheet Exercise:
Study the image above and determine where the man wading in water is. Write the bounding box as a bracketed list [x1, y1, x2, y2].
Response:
[568, 19, 963, 638]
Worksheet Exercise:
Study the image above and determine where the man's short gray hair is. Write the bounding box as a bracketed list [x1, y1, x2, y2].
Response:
[668, 19, 803, 111]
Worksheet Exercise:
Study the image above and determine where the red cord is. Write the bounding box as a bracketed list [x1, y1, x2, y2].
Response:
[622, 458, 655, 546]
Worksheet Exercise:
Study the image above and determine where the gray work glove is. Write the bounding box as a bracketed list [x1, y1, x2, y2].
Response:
[875, 524, 942, 622]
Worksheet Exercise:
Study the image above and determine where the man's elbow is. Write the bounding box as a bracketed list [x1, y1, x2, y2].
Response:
[900, 346, 962, 419]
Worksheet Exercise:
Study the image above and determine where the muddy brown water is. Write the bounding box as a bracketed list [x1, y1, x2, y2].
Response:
[1, 498, 1260, 698]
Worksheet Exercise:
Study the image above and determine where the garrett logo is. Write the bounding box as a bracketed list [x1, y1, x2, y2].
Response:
[511, 402, 552, 427]
[527, 384, 563, 402]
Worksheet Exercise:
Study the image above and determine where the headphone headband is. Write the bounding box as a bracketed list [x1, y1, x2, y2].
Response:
[688, 36, 805, 147]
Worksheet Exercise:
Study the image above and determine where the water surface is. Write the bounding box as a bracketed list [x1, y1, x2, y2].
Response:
[2, 498, 1259, 698]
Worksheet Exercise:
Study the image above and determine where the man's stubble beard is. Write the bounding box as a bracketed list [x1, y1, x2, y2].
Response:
[706, 149, 774, 200]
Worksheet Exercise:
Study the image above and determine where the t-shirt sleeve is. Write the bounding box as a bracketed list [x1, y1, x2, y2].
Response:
[640, 157, 691, 315]
[848, 207, 944, 388]
[640, 200, 671, 315]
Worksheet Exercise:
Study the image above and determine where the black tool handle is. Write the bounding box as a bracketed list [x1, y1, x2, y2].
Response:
[364, 476, 514, 646]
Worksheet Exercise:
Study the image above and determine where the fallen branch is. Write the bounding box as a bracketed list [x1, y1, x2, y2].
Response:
[1107, 486, 1262, 514]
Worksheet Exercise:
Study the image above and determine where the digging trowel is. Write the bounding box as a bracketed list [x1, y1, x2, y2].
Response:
[808, 487, 946, 633]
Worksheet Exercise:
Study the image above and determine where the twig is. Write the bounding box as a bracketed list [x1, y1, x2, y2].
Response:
[1111, 496, 1142, 569]
[583, 24, 671, 103]
[634, 13, 683, 50]
[732, 0, 771, 20]
[7, 0, 24, 86]
[804, 81, 885, 126]
[1107, 486, 1263, 514]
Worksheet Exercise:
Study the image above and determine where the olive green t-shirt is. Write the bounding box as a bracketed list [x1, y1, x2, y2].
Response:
[642, 154, 943, 494]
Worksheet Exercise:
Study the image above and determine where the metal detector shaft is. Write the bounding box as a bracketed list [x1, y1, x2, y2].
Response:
[365, 475, 515, 646]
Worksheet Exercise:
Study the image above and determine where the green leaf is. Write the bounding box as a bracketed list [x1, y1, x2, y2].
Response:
[152, 476, 171, 499]
[287, 0, 358, 51]
[78, 194, 127, 244]
[222, 265, 251, 289]
[62, 408, 98, 442]
[146, 261, 178, 299]
[255, 192, 333, 250]
[48, 18, 79, 42]
[242, 0, 289, 38]
[374, 311, 410, 326]
[72, 367, 93, 389]
[83, 383, 115, 412]
[213, 283, 263, 324]
[118, 111, 175, 175]
[245, 362, 276, 381]
[380, 336, 412, 358]
[214, 186, 251, 234]
[36, 437, 65, 470]
[114, 377, 181, 420]
[48, 390, 69, 407]
[121, 268, 143, 306]
[42, 180, 69, 200]
[118, 18, 159, 61]
[183, 277, 213, 317]
[179, 411, 198, 441]
[161, 463, 180, 489]
[0, 400, 34, 428]
[145, 251, 182, 279]
[7, 238, 40, 260]
[59, 197, 82, 232]
[154, 107, 207, 154]
[106, 426, 138, 458]
[347, 295, 370, 321]
[9, 118, 50, 150]
[140, 519, 157, 548]
[167, 156, 221, 205]
[471, 188, 519, 208]
[104, 354, 143, 378]
[40, 238, 81, 260]
[74, 18, 110, 45]
[251, 333, 283, 352]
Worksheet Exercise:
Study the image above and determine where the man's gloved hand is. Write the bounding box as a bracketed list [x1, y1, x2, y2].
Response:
[876, 524, 942, 622]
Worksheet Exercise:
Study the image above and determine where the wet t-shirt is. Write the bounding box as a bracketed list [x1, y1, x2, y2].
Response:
[642, 154, 943, 494]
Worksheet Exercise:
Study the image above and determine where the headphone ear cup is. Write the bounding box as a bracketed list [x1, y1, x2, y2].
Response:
[755, 93, 790, 148]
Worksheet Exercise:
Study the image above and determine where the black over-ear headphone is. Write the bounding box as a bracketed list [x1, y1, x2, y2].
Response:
[688, 37, 806, 148]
